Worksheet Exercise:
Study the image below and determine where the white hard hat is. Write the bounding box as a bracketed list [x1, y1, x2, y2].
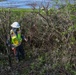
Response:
[11, 22, 20, 28]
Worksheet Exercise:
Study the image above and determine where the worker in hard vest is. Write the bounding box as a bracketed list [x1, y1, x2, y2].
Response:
[8, 22, 27, 63]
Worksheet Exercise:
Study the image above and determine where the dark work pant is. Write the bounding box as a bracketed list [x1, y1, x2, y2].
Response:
[15, 44, 25, 61]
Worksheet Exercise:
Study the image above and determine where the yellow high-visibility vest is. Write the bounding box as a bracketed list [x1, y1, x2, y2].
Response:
[10, 29, 22, 47]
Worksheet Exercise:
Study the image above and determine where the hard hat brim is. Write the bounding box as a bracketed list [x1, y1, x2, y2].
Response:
[11, 25, 20, 28]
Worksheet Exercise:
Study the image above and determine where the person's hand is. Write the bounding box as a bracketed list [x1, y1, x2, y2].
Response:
[24, 38, 28, 42]
[12, 47, 15, 50]
[12, 47, 16, 55]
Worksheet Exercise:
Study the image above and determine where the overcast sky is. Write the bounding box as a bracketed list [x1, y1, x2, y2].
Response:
[0, 0, 75, 8]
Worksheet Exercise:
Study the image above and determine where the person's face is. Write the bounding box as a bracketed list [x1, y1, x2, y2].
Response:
[13, 28, 17, 32]
[13, 28, 20, 32]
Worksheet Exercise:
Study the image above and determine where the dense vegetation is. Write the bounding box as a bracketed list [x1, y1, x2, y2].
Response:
[0, 4, 76, 75]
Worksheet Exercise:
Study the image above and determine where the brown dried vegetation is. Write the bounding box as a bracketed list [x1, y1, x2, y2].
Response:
[0, 4, 76, 75]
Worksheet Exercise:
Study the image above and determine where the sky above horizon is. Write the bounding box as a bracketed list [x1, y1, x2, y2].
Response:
[0, 0, 75, 8]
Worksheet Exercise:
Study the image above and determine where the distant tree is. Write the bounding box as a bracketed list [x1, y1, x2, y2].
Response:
[26, 3, 37, 10]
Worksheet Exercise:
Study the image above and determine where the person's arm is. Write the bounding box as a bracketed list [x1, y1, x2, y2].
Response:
[6, 36, 10, 47]
[6, 35, 15, 50]
[21, 35, 28, 42]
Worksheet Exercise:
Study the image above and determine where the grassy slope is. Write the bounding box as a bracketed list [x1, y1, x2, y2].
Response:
[0, 8, 38, 12]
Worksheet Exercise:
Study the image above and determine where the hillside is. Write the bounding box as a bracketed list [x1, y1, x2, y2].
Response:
[0, 4, 76, 75]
